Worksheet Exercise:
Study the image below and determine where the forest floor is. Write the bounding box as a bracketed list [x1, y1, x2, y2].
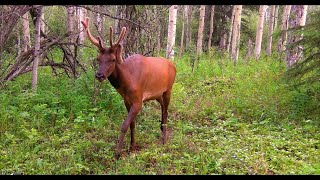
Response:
[0, 53, 319, 174]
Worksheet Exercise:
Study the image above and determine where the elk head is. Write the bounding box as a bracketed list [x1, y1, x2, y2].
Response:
[81, 17, 126, 82]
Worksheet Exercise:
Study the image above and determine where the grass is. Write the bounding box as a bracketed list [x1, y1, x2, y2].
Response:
[0, 51, 319, 174]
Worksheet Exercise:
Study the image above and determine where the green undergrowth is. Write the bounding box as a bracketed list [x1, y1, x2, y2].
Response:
[0, 51, 319, 174]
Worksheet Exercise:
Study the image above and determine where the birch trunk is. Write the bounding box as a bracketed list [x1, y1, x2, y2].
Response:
[273, 5, 279, 31]
[266, 5, 276, 56]
[286, 5, 308, 68]
[22, 13, 31, 52]
[155, 6, 161, 55]
[31, 6, 43, 91]
[41, 11, 45, 35]
[77, 7, 86, 44]
[67, 6, 75, 44]
[186, 5, 192, 50]
[246, 38, 253, 59]
[208, 5, 215, 50]
[254, 5, 266, 60]
[179, 6, 185, 57]
[219, 31, 227, 50]
[227, 6, 236, 53]
[196, 5, 206, 55]
[278, 5, 292, 52]
[94, 5, 104, 42]
[16, 25, 21, 56]
[231, 5, 242, 65]
[166, 5, 178, 60]
[114, 6, 119, 34]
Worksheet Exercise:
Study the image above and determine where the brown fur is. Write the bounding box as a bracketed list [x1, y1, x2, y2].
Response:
[81, 17, 176, 160]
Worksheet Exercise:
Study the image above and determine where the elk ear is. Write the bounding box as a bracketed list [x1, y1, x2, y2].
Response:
[115, 44, 123, 64]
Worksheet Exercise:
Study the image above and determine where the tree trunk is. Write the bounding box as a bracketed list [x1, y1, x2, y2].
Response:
[114, 6, 119, 34]
[196, 5, 206, 55]
[153, 6, 159, 54]
[94, 5, 104, 42]
[31, 6, 43, 91]
[67, 6, 75, 44]
[179, 6, 186, 57]
[227, 6, 236, 54]
[246, 38, 254, 59]
[208, 5, 215, 50]
[278, 5, 292, 52]
[16, 25, 21, 56]
[219, 31, 227, 50]
[231, 5, 242, 65]
[41, 11, 45, 35]
[22, 13, 31, 52]
[186, 5, 192, 50]
[77, 7, 86, 44]
[0, 6, 30, 58]
[160, 8, 166, 52]
[285, 5, 308, 68]
[166, 5, 178, 60]
[66, 6, 78, 78]
[266, 5, 276, 56]
[273, 5, 279, 31]
[254, 5, 266, 60]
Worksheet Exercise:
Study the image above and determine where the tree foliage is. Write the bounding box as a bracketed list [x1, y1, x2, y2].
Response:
[286, 7, 320, 86]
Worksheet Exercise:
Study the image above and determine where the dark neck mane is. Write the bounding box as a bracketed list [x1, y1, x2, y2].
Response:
[107, 64, 121, 89]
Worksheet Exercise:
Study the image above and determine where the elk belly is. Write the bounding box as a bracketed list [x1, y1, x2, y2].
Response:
[142, 90, 165, 102]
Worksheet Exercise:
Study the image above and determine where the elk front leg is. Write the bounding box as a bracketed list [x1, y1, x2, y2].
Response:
[116, 102, 141, 160]
[124, 102, 136, 151]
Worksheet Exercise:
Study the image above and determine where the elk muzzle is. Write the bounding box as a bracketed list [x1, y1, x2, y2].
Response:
[95, 72, 106, 82]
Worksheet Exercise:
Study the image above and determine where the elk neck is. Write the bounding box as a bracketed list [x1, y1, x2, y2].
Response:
[107, 62, 122, 89]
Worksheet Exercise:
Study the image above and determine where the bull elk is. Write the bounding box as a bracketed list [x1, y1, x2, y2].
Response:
[81, 17, 176, 159]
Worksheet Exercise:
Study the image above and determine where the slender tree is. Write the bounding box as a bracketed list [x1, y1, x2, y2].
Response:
[278, 5, 292, 52]
[246, 38, 254, 59]
[22, 12, 31, 52]
[186, 5, 192, 50]
[114, 6, 119, 34]
[227, 5, 236, 53]
[31, 6, 43, 91]
[67, 6, 75, 44]
[179, 6, 185, 57]
[266, 5, 276, 56]
[219, 30, 227, 50]
[196, 5, 206, 55]
[77, 7, 86, 44]
[166, 5, 178, 59]
[94, 5, 104, 42]
[231, 5, 243, 64]
[273, 5, 279, 31]
[254, 5, 266, 59]
[286, 5, 308, 68]
[16, 23, 21, 56]
[155, 6, 162, 55]
[208, 5, 215, 50]
[41, 11, 45, 34]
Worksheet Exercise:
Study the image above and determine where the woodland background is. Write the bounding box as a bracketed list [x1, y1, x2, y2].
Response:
[0, 5, 319, 174]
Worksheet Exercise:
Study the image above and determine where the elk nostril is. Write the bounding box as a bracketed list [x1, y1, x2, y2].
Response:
[95, 73, 104, 79]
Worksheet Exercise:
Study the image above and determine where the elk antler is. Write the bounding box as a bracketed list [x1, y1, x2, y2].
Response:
[109, 26, 113, 47]
[109, 26, 127, 47]
[115, 27, 127, 45]
[81, 17, 104, 49]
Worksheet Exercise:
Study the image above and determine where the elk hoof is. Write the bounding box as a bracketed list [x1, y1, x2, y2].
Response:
[129, 145, 136, 151]
[162, 139, 166, 145]
[115, 152, 121, 160]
